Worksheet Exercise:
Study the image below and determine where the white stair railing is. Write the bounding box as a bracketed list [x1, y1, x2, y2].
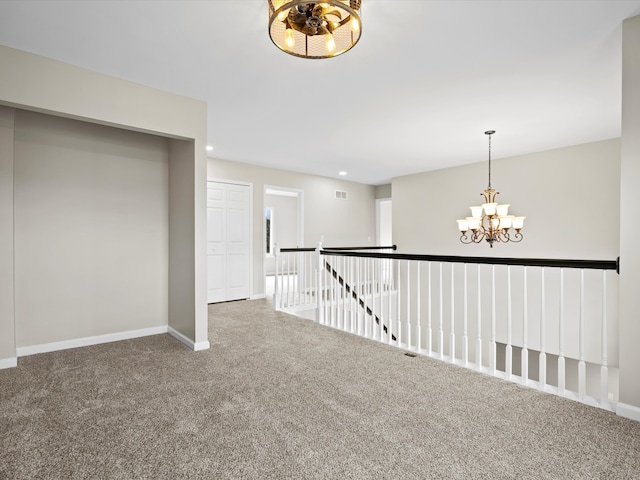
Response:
[314, 250, 619, 412]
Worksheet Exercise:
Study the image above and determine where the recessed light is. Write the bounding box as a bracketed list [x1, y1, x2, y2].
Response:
[206, 145, 213, 152]
[338, 171, 347, 176]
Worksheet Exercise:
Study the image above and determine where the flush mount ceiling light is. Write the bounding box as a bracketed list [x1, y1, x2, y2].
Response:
[456, 131, 525, 248]
[268, 1, 362, 59]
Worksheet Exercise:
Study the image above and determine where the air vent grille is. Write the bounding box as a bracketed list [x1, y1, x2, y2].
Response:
[335, 190, 348, 200]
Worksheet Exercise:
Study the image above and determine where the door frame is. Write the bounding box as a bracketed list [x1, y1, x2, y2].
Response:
[207, 178, 254, 300]
[263, 185, 304, 289]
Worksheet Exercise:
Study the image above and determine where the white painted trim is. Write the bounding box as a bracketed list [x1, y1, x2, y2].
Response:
[15, 326, 169, 357]
[0, 357, 18, 369]
[616, 402, 640, 422]
[193, 340, 211, 351]
[168, 326, 210, 351]
[251, 293, 266, 300]
[207, 178, 252, 188]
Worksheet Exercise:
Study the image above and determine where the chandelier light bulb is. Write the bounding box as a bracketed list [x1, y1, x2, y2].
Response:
[352, 17, 360, 33]
[276, 0, 287, 21]
[326, 33, 336, 53]
[285, 26, 295, 48]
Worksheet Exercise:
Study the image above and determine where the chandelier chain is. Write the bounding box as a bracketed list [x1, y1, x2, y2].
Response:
[487, 131, 492, 190]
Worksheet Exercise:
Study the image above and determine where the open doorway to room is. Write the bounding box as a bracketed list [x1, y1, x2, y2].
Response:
[264, 186, 304, 298]
[376, 198, 392, 246]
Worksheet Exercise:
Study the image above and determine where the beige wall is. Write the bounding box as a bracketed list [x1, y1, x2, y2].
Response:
[209, 158, 376, 296]
[13, 110, 169, 347]
[0, 106, 15, 365]
[393, 139, 620, 259]
[619, 14, 640, 418]
[0, 45, 208, 363]
[375, 184, 392, 199]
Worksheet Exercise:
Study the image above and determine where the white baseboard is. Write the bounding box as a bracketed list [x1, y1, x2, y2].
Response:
[251, 294, 266, 300]
[616, 402, 640, 423]
[15, 326, 169, 358]
[0, 357, 18, 369]
[168, 327, 210, 351]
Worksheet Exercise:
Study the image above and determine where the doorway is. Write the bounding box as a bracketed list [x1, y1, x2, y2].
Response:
[264, 186, 303, 297]
[376, 198, 392, 246]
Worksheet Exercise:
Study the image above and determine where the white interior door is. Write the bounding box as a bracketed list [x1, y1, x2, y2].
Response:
[207, 181, 251, 303]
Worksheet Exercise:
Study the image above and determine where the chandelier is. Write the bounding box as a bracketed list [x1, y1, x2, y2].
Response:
[456, 130, 525, 247]
[267, 1, 362, 59]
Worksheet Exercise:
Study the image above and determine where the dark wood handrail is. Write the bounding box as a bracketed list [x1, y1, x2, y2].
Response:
[279, 245, 397, 253]
[320, 250, 619, 273]
[323, 245, 397, 251]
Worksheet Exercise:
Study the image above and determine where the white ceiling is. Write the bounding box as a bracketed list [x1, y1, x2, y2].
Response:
[1, 0, 639, 185]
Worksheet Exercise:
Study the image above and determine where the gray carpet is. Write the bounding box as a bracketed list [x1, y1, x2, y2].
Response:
[1, 299, 639, 479]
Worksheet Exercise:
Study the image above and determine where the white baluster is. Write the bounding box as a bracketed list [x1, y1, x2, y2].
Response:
[342, 255, 347, 331]
[506, 266, 512, 379]
[287, 251, 291, 308]
[427, 262, 433, 356]
[355, 257, 364, 336]
[416, 262, 422, 354]
[558, 269, 565, 395]
[476, 264, 482, 371]
[396, 259, 401, 346]
[378, 257, 384, 342]
[539, 268, 547, 390]
[463, 263, 468, 366]
[578, 269, 586, 400]
[450, 263, 456, 363]
[387, 257, 393, 346]
[274, 243, 280, 310]
[439, 262, 444, 360]
[491, 265, 496, 375]
[365, 257, 370, 338]
[601, 270, 609, 408]
[406, 260, 411, 350]
[314, 243, 321, 322]
[522, 266, 528, 385]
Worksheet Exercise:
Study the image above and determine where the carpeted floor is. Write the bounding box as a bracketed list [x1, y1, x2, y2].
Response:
[1, 299, 640, 479]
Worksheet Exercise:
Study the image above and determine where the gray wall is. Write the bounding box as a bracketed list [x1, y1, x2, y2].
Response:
[209, 158, 376, 296]
[619, 14, 640, 418]
[0, 45, 208, 363]
[0, 106, 15, 365]
[13, 110, 169, 347]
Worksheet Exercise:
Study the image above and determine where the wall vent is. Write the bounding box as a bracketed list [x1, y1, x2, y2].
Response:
[335, 190, 348, 200]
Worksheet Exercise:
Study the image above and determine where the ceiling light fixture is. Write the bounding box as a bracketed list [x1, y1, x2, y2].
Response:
[206, 145, 213, 152]
[456, 130, 525, 248]
[338, 171, 347, 176]
[268, 1, 362, 59]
